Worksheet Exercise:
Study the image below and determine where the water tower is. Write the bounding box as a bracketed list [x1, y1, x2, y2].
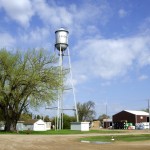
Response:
[54, 28, 79, 130]
[55, 28, 68, 51]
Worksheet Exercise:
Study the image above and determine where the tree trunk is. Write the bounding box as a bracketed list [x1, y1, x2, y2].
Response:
[4, 119, 17, 131]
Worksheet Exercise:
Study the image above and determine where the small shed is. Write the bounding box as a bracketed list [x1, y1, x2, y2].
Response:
[113, 110, 149, 129]
[17, 119, 48, 131]
[23, 119, 46, 131]
[45, 122, 51, 130]
[70, 122, 90, 131]
[16, 121, 25, 131]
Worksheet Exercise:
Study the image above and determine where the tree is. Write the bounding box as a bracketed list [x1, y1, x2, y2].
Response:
[44, 115, 50, 122]
[20, 113, 32, 121]
[35, 115, 42, 119]
[0, 109, 4, 121]
[63, 114, 76, 129]
[77, 101, 96, 121]
[0, 49, 64, 131]
[142, 108, 149, 113]
[51, 114, 76, 129]
[98, 114, 110, 125]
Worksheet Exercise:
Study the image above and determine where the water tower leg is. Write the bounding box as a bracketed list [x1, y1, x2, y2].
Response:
[67, 47, 79, 122]
[58, 45, 64, 130]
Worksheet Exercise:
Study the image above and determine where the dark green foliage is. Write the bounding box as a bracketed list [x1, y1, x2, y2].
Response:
[36, 115, 42, 119]
[63, 114, 76, 129]
[51, 114, 76, 129]
[44, 115, 50, 122]
[20, 113, 32, 121]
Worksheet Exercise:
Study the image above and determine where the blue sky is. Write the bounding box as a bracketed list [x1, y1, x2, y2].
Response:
[0, 0, 150, 118]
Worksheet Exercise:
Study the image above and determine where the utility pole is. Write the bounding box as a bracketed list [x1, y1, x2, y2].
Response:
[106, 103, 107, 118]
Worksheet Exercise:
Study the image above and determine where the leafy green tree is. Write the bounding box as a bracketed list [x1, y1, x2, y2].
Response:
[36, 115, 41, 119]
[0, 49, 64, 131]
[51, 114, 76, 129]
[20, 113, 32, 121]
[77, 101, 96, 121]
[34, 115, 44, 119]
[63, 114, 76, 129]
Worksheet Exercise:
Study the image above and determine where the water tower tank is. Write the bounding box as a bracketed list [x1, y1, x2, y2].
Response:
[55, 28, 69, 51]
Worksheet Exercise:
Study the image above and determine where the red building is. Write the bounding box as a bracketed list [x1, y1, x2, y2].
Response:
[113, 110, 149, 129]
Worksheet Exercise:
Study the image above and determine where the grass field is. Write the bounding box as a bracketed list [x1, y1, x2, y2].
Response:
[0, 129, 127, 135]
[0, 130, 150, 150]
[80, 134, 150, 142]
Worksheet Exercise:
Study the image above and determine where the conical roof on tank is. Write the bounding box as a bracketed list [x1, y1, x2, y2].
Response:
[55, 27, 69, 33]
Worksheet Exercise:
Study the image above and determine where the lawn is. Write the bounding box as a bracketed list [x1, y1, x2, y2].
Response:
[80, 134, 150, 142]
[0, 129, 126, 135]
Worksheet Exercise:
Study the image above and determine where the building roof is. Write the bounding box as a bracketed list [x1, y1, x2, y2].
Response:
[125, 110, 149, 116]
[23, 119, 39, 125]
[103, 119, 112, 122]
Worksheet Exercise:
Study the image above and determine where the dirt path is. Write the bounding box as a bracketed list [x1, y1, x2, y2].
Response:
[0, 133, 150, 150]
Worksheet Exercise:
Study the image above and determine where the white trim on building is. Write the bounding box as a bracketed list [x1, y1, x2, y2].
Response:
[125, 110, 149, 116]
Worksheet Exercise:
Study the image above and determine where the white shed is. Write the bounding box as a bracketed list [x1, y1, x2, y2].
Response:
[23, 119, 47, 131]
[45, 122, 51, 130]
[71, 122, 90, 131]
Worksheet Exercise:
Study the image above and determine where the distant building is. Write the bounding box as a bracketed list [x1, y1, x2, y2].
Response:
[91, 120, 100, 129]
[45, 122, 51, 130]
[113, 110, 149, 129]
[103, 119, 112, 128]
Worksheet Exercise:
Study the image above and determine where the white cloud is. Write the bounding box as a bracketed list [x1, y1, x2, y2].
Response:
[33, 0, 73, 27]
[69, 1, 112, 38]
[32, 0, 111, 39]
[20, 27, 49, 44]
[0, 32, 16, 49]
[73, 35, 150, 80]
[72, 74, 88, 86]
[118, 9, 127, 18]
[70, 2, 111, 25]
[0, 0, 34, 27]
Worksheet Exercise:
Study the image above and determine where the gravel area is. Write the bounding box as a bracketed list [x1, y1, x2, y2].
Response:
[0, 131, 150, 150]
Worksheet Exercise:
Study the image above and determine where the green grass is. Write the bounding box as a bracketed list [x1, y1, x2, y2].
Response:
[1, 129, 150, 143]
[80, 134, 150, 142]
[0, 129, 126, 135]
